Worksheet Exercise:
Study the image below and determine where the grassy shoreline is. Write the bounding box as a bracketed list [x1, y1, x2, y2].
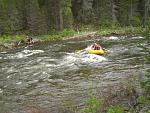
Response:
[0, 27, 146, 51]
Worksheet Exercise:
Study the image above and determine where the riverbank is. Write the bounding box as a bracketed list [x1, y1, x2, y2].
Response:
[0, 27, 145, 51]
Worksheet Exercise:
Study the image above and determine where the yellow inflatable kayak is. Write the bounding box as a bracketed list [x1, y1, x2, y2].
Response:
[86, 49, 105, 55]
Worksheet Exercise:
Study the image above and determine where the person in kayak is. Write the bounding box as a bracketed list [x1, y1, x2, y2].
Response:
[26, 36, 34, 44]
[87, 43, 102, 50]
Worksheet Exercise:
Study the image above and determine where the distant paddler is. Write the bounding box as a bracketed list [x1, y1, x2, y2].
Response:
[85, 43, 106, 55]
[26, 36, 34, 44]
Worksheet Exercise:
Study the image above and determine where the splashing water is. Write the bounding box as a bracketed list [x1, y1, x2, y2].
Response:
[0, 35, 149, 113]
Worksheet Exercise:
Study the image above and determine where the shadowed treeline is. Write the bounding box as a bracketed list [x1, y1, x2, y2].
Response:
[0, 0, 149, 35]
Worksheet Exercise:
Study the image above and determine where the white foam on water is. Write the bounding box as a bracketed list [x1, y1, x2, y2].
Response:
[132, 36, 144, 39]
[5, 49, 44, 59]
[0, 51, 7, 53]
[82, 54, 106, 62]
[58, 52, 107, 67]
[108, 36, 119, 40]
[21, 50, 44, 57]
[0, 88, 3, 93]
[59, 55, 77, 66]
[16, 81, 22, 85]
[7, 76, 10, 79]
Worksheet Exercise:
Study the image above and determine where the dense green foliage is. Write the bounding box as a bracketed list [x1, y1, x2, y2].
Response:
[0, 35, 24, 44]
[140, 29, 150, 95]
[81, 92, 103, 113]
[107, 105, 124, 113]
[37, 29, 76, 41]
[0, 0, 150, 35]
[81, 92, 128, 113]
[137, 33, 150, 112]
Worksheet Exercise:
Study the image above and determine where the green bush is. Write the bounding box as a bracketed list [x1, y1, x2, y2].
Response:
[146, 18, 150, 28]
[130, 16, 141, 26]
[37, 29, 76, 41]
[0, 35, 24, 43]
[81, 91, 103, 113]
[107, 105, 124, 113]
[137, 96, 150, 105]
[140, 29, 150, 95]
[60, 29, 75, 38]
[141, 67, 150, 95]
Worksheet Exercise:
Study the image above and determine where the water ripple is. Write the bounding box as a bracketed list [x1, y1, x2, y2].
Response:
[0, 35, 149, 113]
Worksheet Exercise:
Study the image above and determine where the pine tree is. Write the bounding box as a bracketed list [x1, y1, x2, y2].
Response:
[62, 0, 73, 28]
[72, 0, 94, 23]
[24, 0, 47, 35]
[0, 0, 11, 34]
[0, 0, 149, 35]
[93, 0, 112, 25]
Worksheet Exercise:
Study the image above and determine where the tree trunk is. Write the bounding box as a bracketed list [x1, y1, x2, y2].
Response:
[142, 0, 146, 27]
[54, 0, 63, 31]
[111, 0, 118, 23]
[142, 0, 149, 28]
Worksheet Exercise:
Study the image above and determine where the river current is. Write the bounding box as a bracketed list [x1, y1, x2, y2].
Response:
[0, 35, 149, 113]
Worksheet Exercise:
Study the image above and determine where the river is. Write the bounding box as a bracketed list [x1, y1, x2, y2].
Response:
[0, 35, 149, 113]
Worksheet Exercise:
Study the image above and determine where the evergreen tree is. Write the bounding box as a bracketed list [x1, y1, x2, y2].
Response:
[62, 0, 73, 28]
[93, 0, 112, 25]
[25, 0, 43, 34]
[0, 0, 149, 35]
[0, 0, 10, 34]
[72, 0, 94, 23]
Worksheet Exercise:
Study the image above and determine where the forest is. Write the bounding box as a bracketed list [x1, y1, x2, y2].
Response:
[0, 0, 149, 35]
